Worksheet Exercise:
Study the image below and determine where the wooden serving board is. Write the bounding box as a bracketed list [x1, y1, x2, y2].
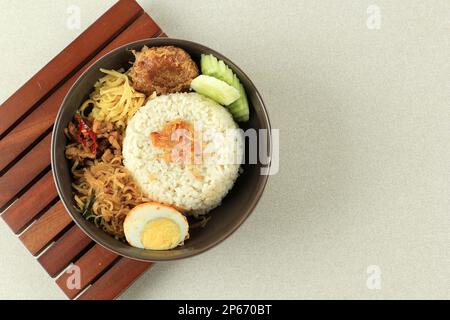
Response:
[0, 0, 167, 300]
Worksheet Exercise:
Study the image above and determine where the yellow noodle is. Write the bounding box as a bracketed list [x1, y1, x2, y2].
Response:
[87, 68, 148, 128]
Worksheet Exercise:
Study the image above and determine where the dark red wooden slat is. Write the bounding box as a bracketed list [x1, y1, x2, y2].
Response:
[0, 13, 161, 172]
[38, 225, 93, 277]
[0, 0, 143, 136]
[56, 245, 118, 299]
[0, 134, 51, 209]
[1, 171, 57, 233]
[20, 202, 72, 256]
[78, 258, 152, 300]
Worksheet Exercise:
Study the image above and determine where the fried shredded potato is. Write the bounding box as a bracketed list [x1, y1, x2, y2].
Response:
[71, 155, 149, 239]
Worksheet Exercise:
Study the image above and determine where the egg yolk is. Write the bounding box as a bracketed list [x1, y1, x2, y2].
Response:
[140, 218, 181, 250]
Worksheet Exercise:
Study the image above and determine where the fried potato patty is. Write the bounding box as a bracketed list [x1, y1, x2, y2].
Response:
[129, 46, 199, 96]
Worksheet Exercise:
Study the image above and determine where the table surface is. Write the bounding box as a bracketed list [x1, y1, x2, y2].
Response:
[1, 0, 449, 299]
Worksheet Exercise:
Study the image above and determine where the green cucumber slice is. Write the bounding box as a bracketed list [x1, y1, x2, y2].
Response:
[227, 76, 249, 122]
[217, 60, 234, 84]
[200, 54, 216, 76]
[191, 75, 240, 106]
[201, 54, 233, 84]
[200, 54, 250, 122]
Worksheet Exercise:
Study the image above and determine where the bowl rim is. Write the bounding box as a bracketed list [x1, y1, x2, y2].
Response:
[51, 37, 272, 262]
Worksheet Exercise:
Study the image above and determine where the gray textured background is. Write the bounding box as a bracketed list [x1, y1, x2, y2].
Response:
[0, 0, 449, 299]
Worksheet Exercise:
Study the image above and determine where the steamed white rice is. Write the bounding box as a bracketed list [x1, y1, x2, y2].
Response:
[123, 93, 243, 214]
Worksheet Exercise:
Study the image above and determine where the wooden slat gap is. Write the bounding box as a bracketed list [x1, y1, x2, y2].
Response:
[40, 239, 95, 277]
[77, 258, 153, 300]
[1, 171, 58, 232]
[0, 165, 51, 212]
[36, 240, 57, 259]
[24, 222, 74, 256]
[11, 196, 60, 235]
[56, 246, 121, 299]
[0, 126, 53, 177]
[0, 198, 17, 216]
[83, 255, 123, 287]
[38, 225, 94, 277]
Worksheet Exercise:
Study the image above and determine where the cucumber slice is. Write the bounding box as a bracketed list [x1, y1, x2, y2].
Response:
[218, 60, 234, 84]
[201, 54, 234, 84]
[227, 76, 249, 122]
[191, 75, 240, 106]
[200, 54, 216, 76]
[200, 54, 250, 122]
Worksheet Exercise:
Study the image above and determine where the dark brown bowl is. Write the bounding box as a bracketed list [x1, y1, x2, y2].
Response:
[51, 38, 271, 261]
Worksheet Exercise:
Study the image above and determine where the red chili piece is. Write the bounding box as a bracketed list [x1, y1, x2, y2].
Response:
[74, 114, 97, 154]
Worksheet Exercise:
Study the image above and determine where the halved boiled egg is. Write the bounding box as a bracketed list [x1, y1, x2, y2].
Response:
[124, 202, 189, 250]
